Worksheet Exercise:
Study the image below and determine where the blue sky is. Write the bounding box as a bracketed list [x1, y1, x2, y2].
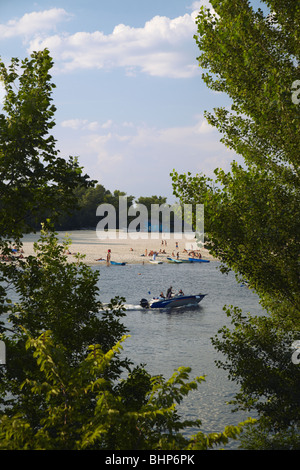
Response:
[0, 0, 240, 201]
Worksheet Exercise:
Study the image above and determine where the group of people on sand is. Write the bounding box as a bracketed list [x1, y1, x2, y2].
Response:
[186, 250, 202, 258]
[159, 286, 184, 299]
[140, 249, 163, 258]
[93, 241, 203, 265]
[0, 246, 24, 262]
[143, 241, 181, 258]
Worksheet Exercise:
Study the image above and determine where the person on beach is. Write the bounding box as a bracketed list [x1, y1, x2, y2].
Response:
[106, 249, 111, 265]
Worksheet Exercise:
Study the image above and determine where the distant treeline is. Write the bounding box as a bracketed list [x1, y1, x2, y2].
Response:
[53, 184, 168, 231]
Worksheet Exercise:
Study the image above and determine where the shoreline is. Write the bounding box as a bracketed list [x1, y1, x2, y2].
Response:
[19, 230, 217, 265]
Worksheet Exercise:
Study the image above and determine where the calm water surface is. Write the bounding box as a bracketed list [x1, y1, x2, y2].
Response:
[90, 253, 263, 446]
[12, 231, 264, 447]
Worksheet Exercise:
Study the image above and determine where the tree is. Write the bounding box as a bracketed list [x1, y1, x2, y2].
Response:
[55, 184, 117, 230]
[0, 228, 129, 423]
[54, 185, 137, 231]
[171, 0, 300, 448]
[136, 196, 168, 213]
[0, 49, 94, 242]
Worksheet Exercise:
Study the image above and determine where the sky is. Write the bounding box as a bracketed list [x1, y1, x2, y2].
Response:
[0, 0, 240, 201]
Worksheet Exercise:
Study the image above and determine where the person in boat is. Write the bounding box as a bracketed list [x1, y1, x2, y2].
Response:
[159, 292, 165, 299]
[178, 289, 184, 296]
[166, 286, 173, 299]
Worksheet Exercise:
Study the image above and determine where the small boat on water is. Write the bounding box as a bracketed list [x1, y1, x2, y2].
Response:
[110, 261, 127, 266]
[167, 257, 182, 264]
[140, 293, 206, 309]
[188, 257, 210, 263]
[149, 259, 163, 264]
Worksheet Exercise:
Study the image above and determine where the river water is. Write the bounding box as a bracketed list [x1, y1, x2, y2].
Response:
[94, 257, 263, 447]
[4, 231, 264, 448]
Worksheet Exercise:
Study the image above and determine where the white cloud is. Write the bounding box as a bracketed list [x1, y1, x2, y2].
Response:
[188, 1, 216, 12]
[61, 118, 112, 131]
[0, 7, 203, 78]
[102, 119, 113, 129]
[189, 1, 209, 10]
[61, 119, 89, 130]
[27, 12, 200, 78]
[0, 8, 71, 39]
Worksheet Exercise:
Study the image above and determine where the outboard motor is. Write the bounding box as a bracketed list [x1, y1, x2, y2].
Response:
[140, 298, 149, 309]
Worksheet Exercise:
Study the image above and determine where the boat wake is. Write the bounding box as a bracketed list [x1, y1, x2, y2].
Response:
[99, 301, 204, 313]
[98, 303, 143, 313]
[124, 303, 144, 311]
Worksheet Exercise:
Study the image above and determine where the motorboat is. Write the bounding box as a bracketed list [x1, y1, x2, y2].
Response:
[140, 293, 206, 309]
[110, 261, 127, 265]
[149, 259, 163, 264]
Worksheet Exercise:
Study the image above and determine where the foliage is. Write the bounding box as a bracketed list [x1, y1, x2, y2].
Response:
[54, 185, 135, 231]
[0, 328, 253, 450]
[0, 228, 128, 415]
[239, 418, 300, 450]
[0, 49, 93, 241]
[45, 187, 171, 232]
[136, 196, 167, 213]
[0, 46, 169, 235]
[171, 0, 300, 448]
[172, 0, 300, 314]
[172, 166, 299, 317]
[212, 307, 300, 435]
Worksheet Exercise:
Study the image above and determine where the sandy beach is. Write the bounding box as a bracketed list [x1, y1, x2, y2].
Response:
[20, 231, 216, 265]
